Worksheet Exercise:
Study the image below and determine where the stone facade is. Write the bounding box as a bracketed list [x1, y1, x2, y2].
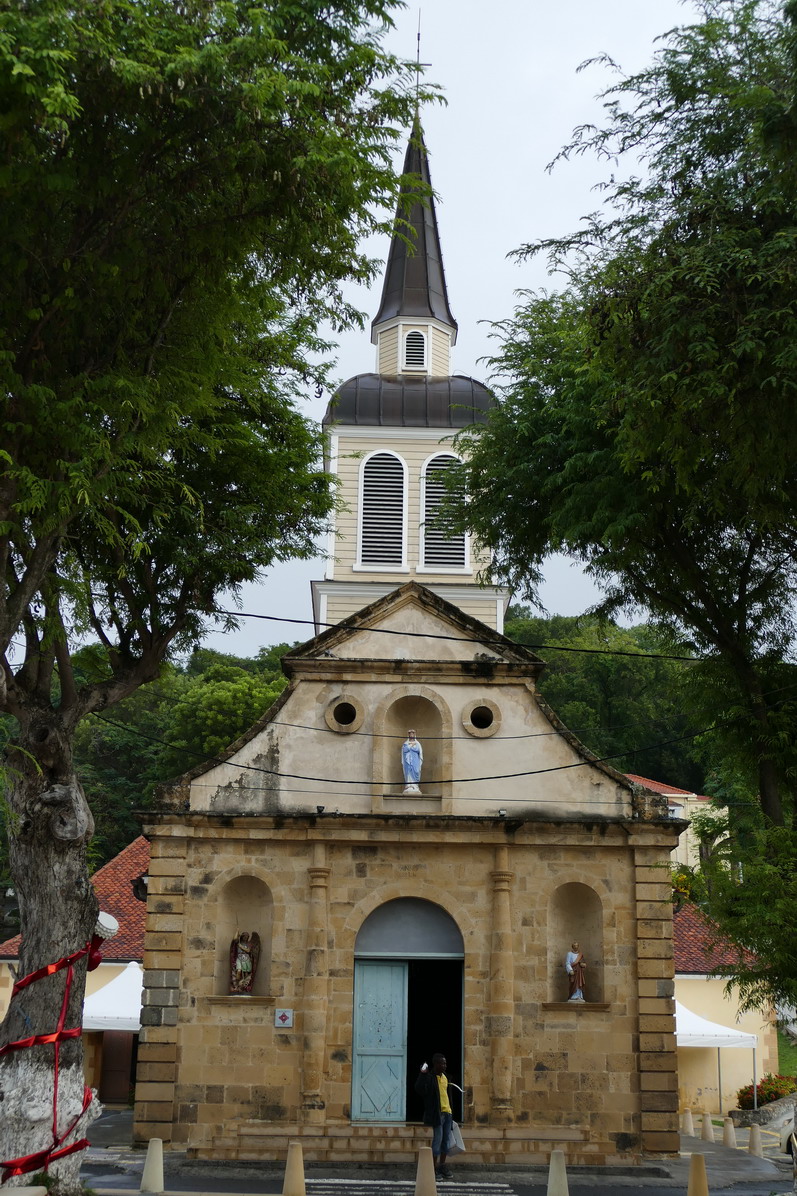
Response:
[134, 120, 683, 1167]
[134, 585, 682, 1164]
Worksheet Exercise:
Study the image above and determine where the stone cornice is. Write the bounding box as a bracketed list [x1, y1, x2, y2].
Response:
[139, 810, 684, 846]
[285, 659, 540, 682]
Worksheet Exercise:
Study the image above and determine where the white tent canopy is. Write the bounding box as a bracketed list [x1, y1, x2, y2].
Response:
[82, 960, 143, 1032]
[675, 1000, 757, 1048]
[676, 999, 758, 1112]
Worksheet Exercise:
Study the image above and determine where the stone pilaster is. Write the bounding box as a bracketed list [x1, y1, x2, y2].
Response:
[489, 844, 515, 1119]
[634, 844, 679, 1154]
[133, 834, 186, 1146]
[301, 842, 331, 1123]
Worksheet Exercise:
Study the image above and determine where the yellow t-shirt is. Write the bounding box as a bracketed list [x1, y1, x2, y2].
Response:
[437, 1073, 451, 1114]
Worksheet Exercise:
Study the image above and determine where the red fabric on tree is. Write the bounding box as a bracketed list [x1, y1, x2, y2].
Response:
[0, 938, 101, 1180]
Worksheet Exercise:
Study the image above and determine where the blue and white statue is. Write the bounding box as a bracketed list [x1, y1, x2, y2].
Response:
[401, 729, 423, 793]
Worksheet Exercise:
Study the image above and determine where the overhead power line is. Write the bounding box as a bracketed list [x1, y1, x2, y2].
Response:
[215, 607, 697, 662]
[94, 711, 741, 789]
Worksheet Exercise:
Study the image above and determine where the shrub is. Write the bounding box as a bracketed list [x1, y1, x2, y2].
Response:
[736, 1072, 797, 1109]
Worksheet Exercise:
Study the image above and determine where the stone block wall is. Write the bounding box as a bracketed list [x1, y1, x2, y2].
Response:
[133, 813, 680, 1164]
[634, 848, 679, 1155]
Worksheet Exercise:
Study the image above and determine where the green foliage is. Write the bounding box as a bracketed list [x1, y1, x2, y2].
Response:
[26, 1173, 56, 1191]
[5, 0, 426, 1130]
[72, 668, 183, 860]
[694, 820, 797, 1009]
[158, 663, 286, 777]
[453, 0, 797, 1009]
[70, 643, 294, 866]
[505, 607, 702, 787]
[736, 1073, 797, 1109]
[671, 863, 706, 910]
[0, 0, 430, 807]
[778, 1030, 797, 1078]
[457, 0, 797, 830]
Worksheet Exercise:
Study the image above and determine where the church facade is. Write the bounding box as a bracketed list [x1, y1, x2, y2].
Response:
[133, 124, 682, 1166]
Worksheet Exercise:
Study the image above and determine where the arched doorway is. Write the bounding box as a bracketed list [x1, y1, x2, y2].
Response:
[352, 898, 464, 1123]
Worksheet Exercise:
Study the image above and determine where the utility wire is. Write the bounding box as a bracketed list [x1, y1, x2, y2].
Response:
[93, 710, 743, 789]
[265, 716, 679, 742]
[214, 608, 698, 662]
[179, 782, 631, 808]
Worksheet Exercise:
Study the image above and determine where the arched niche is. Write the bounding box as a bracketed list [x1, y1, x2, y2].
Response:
[355, 898, 464, 958]
[378, 692, 447, 799]
[547, 882, 604, 1003]
[215, 875, 273, 997]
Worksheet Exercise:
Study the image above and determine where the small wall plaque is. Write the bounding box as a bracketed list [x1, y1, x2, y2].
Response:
[274, 1008, 294, 1028]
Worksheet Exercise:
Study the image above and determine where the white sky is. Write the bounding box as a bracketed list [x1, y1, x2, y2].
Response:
[203, 0, 692, 656]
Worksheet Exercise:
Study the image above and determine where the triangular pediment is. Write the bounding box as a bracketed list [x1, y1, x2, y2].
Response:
[283, 582, 543, 675]
[163, 581, 654, 827]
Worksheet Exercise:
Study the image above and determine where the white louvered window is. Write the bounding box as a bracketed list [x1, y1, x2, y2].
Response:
[360, 452, 405, 565]
[422, 454, 466, 568]
[403, 330, 426, 370]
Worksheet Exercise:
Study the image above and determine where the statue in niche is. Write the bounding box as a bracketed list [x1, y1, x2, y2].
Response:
[229, 930, 261, 994]
[401, 729, 423, 793]
[565, 941, 586, 1001]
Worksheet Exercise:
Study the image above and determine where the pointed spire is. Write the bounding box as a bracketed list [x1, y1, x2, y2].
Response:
[371, 120, 458, 343]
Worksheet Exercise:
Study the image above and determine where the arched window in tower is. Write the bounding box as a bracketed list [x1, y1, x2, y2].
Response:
[359, 451, 406, 566]
[422, 454, 467, 568]
[403, 329, 427, 370]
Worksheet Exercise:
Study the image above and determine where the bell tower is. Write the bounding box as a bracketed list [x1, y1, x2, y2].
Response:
[311, 121, 508, 633]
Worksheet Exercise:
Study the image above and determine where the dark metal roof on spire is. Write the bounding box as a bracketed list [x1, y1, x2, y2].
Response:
[370, 121, 457, 340]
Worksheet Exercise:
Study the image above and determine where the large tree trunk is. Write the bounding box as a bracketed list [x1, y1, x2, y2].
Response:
[0, 712, 100, 1195]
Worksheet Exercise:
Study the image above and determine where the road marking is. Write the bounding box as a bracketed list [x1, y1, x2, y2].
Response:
[307, 1183, 514, 1194]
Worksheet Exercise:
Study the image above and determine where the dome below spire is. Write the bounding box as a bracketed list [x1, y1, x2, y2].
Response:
[322, 372, 493, 429]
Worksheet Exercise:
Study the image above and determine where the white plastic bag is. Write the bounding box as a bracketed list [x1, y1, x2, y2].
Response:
[448, 1121, 465, 1155]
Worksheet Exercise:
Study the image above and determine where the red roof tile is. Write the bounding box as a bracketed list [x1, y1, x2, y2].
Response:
[626, 773, 711, 800]
[91, 836, 150, 959]
[0, 836, 150, 961]
[673, 902, 752, 972]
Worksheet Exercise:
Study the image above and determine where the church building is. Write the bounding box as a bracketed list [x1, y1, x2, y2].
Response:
[133, 123, 682, 1166]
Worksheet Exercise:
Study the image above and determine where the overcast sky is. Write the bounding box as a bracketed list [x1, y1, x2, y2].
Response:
[203, 0, 692, 657]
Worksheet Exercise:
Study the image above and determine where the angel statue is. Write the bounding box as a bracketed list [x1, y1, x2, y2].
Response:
[229, 930, 261, 994]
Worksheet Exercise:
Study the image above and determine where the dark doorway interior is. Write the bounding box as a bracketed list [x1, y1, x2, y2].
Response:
[99, 1031, 138, 1103]
[405, 959, 463, 1122]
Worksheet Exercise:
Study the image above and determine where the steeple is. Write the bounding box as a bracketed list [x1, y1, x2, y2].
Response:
[371, 120, 457, 371]
[312, 116, 507, 635]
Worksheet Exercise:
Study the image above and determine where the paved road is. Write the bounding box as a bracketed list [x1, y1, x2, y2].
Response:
[85, 1175, 795, 1196]
[83, 1155, 795, 1196]
[83, 1108, 796, 1196]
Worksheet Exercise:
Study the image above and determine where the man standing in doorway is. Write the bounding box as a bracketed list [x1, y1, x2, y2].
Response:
[415, 1053, 454, 1180]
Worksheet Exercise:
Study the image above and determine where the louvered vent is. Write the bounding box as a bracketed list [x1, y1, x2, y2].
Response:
[423, 455, 466, 567]
[361, 453, 405, 564]
[403, 330, 426, 370]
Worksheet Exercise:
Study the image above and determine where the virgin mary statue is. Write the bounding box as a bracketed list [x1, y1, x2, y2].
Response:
[401, 730, 423, 793]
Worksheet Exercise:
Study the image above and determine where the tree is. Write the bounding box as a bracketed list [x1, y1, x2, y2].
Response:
[0, 1, 428, 1186]
[69, 649, 184, 865]
[68, 644, 296, 869]
[456, 0, 797, 1003]
[157, 662, 286, 776]
[505, 608, 703, 790]
[689, 819, 797, 1009]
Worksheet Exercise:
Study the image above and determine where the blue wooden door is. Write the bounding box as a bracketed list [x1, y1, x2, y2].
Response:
[352, 961, 407, 1120]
